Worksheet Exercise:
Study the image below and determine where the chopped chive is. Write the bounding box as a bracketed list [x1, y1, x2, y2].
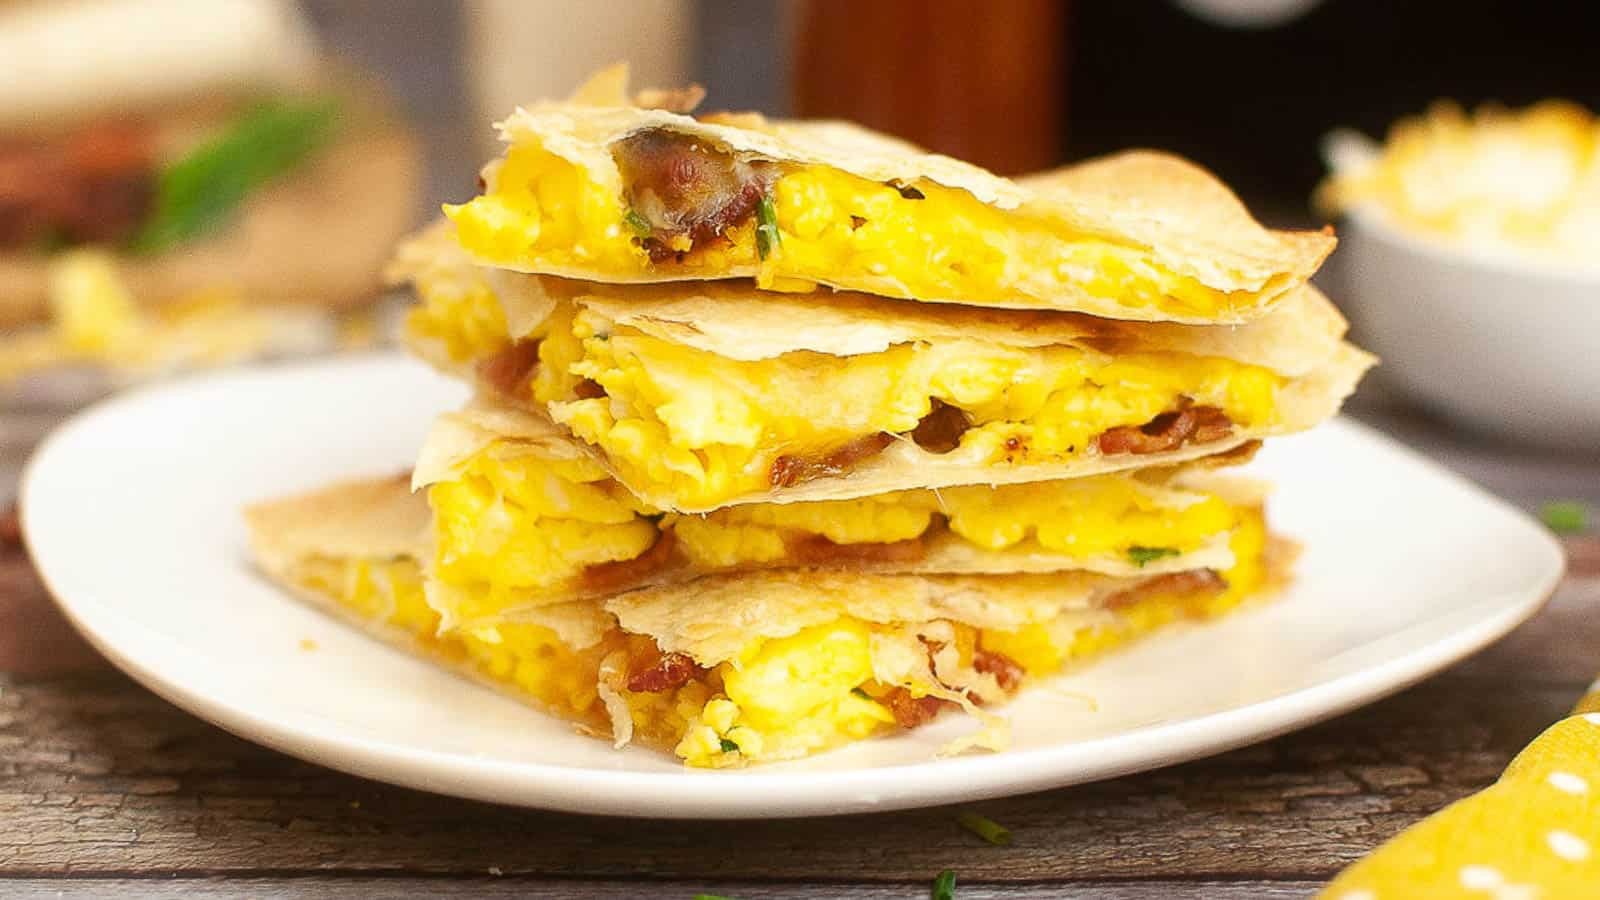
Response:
[624, 209, 653, 237]
[956, 811, 1013, 846]
[1126, 546, 1180, 567]
[755, 193, 781, 259]
[1540, 500, 1591, 535]
[851, 687, 872, 700]
[719, 737, 740, 753]
[931, 869, 957, 900]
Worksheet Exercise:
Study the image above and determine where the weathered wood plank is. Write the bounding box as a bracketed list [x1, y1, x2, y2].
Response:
[0, 877, 1322, 900]
[0, 668, 1569, 881]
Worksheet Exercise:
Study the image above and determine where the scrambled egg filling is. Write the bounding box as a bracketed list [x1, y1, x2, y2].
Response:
[553, 311, 1282, 508]
[402, 236, 1282, 511]
[1318, 100, 1600, 264]
[429, 436, 1242, 618]
[299, 510, 1266, 767]
[444, 142, 1248, 317]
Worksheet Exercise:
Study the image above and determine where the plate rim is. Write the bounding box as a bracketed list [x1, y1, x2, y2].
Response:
[21, 355, 1568, 819]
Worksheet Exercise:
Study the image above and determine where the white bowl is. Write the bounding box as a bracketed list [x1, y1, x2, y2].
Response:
[1332, 203, 1600, 450]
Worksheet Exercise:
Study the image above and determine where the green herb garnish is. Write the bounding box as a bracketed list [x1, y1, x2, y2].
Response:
[851, 687, 872, 700]
[693, 895, 740, 900]
[1540, 500, 1591, 535]
[755, 193, 781, 260]
[719, 737, 740, 753]
[931, 869, 957, 900]
[624, 209, 653, 238]
[1126, 546, 1180, 567]
[956, 811, 1012, 846]
[131, 97, 341, 254]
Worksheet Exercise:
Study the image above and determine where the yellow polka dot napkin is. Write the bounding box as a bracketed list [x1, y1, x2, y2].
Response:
[1323, 698, 1600, 898]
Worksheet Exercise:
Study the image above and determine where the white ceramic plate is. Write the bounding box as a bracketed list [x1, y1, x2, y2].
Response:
[23, 354, 1564, 819]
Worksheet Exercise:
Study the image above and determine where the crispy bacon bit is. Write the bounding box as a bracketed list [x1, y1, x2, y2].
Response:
[581, 531, 679, 594]
[1095, 405, 1234, 456]
[883, 687, 951, 729]
[0, 120, 156, 249]
[475, 339, 541, 396]
[769, 432, 896, 488]
[625, 650, 704, 693]
[1104, 569, 1228, 610]
[0, 504, 20, 548]
[572, 378, 607, 400]
[613, 128, 776, 262]
[910, 400, 972, 454]
[973, 649, 1025, 694]
[784, 534, 926, 565]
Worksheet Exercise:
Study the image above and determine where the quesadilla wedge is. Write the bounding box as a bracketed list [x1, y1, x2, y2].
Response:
[442, 65, 1333, 325]
[246, 473, 1292, 767]
[394, 223, 1374, 512]
[413, 400, 1265, 625]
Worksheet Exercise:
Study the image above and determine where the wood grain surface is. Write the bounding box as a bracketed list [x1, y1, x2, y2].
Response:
[2, 404, 1597, 898]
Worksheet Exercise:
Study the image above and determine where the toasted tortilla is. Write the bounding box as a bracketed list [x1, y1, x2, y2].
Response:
[461, 65, 1333, 324]
[246, 473, 1259, 667]
[0, 98, 421, 328]
[410, 404, 1246, 622]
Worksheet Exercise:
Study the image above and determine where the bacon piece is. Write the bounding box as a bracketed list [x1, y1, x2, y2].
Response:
[973, 649, 1025, 694]
[613, 128, 776, 261]
[475, 339, 541, 397]
[910, 400, 971, 454]
[580, 531, 678, 594]
[769, 432, 895, 488]
[572, 378, 607, 399]
[1103, 569, 1228, 610]
[0, 120, 155, 248]
[882, 687, 951, 729]
[784, 534, 926, 566]
[625, 650, 704, 693]
[1095, 405, 1234, 456]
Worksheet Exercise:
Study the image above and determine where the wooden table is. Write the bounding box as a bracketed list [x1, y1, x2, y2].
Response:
[3, 405, 1597, 899]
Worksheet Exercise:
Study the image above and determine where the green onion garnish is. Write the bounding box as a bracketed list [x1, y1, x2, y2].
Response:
[624, 209, 653, 238]
[1126, 546, 1180, 567]
[719, 737, 740, 753]
[1540, 500, 1591, 535]
[956, 811, 1012, 846]
[931, 869, 957, 900]
[755, 193, 781, 260]
[131, 97, 341, 254]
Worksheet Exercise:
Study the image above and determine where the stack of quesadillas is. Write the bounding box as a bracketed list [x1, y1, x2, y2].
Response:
[247, 66, 1371, 767]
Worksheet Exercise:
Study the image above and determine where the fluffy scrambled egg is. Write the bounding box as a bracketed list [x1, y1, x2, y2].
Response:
[554, 309, 1281, 509]
[445, 142, 1246, 317]
[295, 509, 1268, 767]
[428, 434, 1241, 621]
[1319, 100, 1600, 265]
